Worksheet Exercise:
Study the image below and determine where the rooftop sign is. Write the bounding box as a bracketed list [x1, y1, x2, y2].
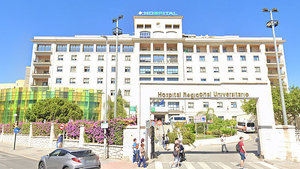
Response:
[138, 11, 178, 16]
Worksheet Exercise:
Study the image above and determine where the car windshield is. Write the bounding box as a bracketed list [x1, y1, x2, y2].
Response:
[238, 122, 245, 126]
[70, 150, 93, 157]
[247, 123, 255, 127]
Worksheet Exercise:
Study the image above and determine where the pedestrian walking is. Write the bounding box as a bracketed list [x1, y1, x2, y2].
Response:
[221, 134, 228, 153]
[132, 138, 138, 163]
[236, 136, 246, 169]
[56, 134, 63, 148]
[171, 144, 180, 168]
[162, 134, 166, 150]
[138, 143, 147, 168]
[165, 134, 169, 151]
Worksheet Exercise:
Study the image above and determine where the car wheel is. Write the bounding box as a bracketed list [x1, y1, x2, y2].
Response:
[63, 166, 70, 169]
[38, 162, 45, 169]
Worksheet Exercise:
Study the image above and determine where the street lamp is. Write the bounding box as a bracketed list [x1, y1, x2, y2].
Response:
[112, 15, 123, 118]
[262, 8, 288, 125]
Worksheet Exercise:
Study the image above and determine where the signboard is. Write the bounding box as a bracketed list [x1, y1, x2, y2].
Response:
[194, 116, 206, 123]
[157, 121, 162, 126]
[101, 123, 109, 129]
[151, 121, 156, 127]
[59, 123, 66, 130]
[151, 107, 155, 112]
[138, 11, 178, 16]
[13, 128, 20, 134]
[130, 106, 136, 112]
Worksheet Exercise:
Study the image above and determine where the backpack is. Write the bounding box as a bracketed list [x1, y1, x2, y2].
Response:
[236, 141, 241, 152]
[173, 150, 178, 157]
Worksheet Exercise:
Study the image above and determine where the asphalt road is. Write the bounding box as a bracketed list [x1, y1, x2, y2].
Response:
[0, 151, 38, 169]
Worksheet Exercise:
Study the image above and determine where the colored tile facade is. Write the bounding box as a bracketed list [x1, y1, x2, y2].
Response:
[0, 87, 102, 123]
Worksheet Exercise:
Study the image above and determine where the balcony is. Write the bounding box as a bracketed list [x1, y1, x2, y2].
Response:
[250, 45, 260, 52]
[140, 43, 150, 51]
[32, 79, 48, 86]
[266, 62, 284, 68]
[167, 44, 177, 52]
[223, 45, 234, 53]
[32, 69, 50, 78]
[153, 43, 164, 51]
[210, 46, 220, 53]
[237, 45, 247, 52]
[197, 45, 207, 53]
[33, 60, 51, 66]
[183, 45, 193, 53]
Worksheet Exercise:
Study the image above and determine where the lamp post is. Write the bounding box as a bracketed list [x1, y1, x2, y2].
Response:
[262, 8, 288, 125]
[112, 15, 123, 118]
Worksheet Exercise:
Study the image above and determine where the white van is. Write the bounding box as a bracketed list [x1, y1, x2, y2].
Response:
[237, 121, 256, 133]
[169, 116, 187, 124]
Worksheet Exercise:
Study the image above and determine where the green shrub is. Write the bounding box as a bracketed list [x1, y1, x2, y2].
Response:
[184, 123, 195, 133]
[212, 130, 222, 136]
[167, 132, 178, 144]
[182, 130, 195, 145]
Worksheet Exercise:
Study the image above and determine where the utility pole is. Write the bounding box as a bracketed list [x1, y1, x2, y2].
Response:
[263, 8, 288, 125]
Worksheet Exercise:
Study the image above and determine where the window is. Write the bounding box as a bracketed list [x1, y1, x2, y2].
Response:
[83, 45, 94, 52]
[140, 55, 151, 63]
[37, 44, 51, 51]
[56, 45, 67, 52]
[187, 78, 193, 81]
[214, 78, 220, 82]
[110, 90, 115, 96]
[111, 55, 116, 61]
[167, 78, 179, 81]
[97, 78, 103, 84]
[153, 77, 165, 81]
[96, 45, 106, 52]
[98, 55, 104, 61]
[165, 24, 172, 29]
[167, 55, 178, 63]
[111, 66, 116, 72]
[153, 101, 165, 107]
[212, 47, 219, 53]
[124, 90, 130, 96]
[168, 102, 179, 110]
[145, 24, 151, 29]
[123, 45, 134, 52]
[111, 78, 115, 84]
[173, 24, 180, 29]
[229, 77, 235, 80]
[98, 66, 104, 72]
[213, 56, 218, 62]
[217, 102, 223, 108]
[227, 55, 233, 61]
[242, 78, 248, 81]
[186, 56, 192, 61]
[238, 47, 246, 52]
[201, 78, 207, 82]
[203, 102, 209, 108]
[199, 56, 205, 61]
[153, 55, 164, 63]
[187, 67, 192, 73]
[255, 67, 261, 73]
[254, 56, 259, 61]
[140, 66, 151, 74]
[213, 67, 219, 73]
[109, 45, 120, 52]
[167, 66, 178, 74]
[57, 66, 63, 72]
[125, 78, 130, 84]
[125, 55, 131, 61]
[69, 78, 75, 84]
[84, 55, 91, 61]
[71, 55, 77, 61]
[256, 78, 262, 80]
[70, 66, 76, 72]
[188, 102, 194, 108]
[58, 55, 63, 61]
[200, 67, 206, 73]
[56, 78, 62, 84]
[84, 66, 90, 72]
[140, 77, 151, 81]
[137, 24, 143, 29]
[228, 67, 234, 72]
[240, 55, 246, 61]
[70, 45, 80, 52]
[125, 66, 131, 72]
[231, 102, 237, 108]
[83, 78, 89, 84]
[241, 67, 247, 72]
[140, 31, 151, 38]
[153, 66, 164, 74]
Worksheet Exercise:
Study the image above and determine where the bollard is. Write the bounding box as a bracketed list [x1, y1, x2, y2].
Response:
[49, 123, 54, 148]
[79, 125, 85, 147]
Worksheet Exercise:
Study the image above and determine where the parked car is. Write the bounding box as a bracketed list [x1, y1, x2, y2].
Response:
[38, 148, 101, 169]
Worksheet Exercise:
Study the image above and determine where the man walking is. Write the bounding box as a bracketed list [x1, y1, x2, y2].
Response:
[132, 138, 138, 163]
[171, 144, 180, 168]
[238, 137, 246, 169]
[221, 134, 228, 153]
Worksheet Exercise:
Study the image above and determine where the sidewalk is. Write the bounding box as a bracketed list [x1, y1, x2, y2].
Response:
[0, 143, 139, 169]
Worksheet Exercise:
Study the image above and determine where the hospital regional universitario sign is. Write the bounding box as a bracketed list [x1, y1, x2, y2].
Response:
[157, 91, 249, 99]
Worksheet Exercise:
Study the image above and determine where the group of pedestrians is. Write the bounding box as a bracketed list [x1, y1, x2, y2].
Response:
[162, 134, 169, 150]
[171, 138, 185, 168]
[132, 138, 147, 168]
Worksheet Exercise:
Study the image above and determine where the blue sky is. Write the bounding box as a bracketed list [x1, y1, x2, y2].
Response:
[0, 0, 299, 86]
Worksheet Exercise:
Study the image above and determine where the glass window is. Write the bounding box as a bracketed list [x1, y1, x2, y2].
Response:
[111, 78, 115, 84]
[110, 90, 115, 96]
[125, 55, 131, 61]
[137, 24, 143, 29]
[153, 55, 164, 63]
[242, 78, 248, 80]
[153, 77, 165, 81]
[186, 56, 192, 61]
[125, 78, 130, 84]
[109, 45, 120, 52]
[56, 45, 67, 52]
[98, 66, 104, 72]
[187, 67, 192, 73]
[241, 67, 247, 72]
[70, 45, 80, 52]
[98, 55, 104, 61]
[140, 77, 151, 81]
[227, 55, 233, 61]
[167, 55, 178, 63]
[212, 47, 219, 53]
[37, 44, 51, 51]
[84, 55, 91, 61]
[214, 78, 220, 82]
[213, 56, 218, 62]
[254, 56, 259, 61]
[84, 66, 90, 72]
[167, 66, 178, 74]
[217, 102, 223, 108]
[240, 55, 246, 61]
[228, 67, 234, 72]
[83, 78, 89, 84]
[153, 101, 165, 107]
[123, 45, 134, 52]
[83, 45, 94, 52]
[71, 55, 77, 61]
[256, 78, 262, 80]
[124, 90, 130, 96]
[140, 66, 151, 74]
[57, 66, 63, 72]
[96, 45, 106, 52]
[125, 67, 130, 72]
[153, 66, 165, 74]
[58, 55, 63, 61]
[200, 67, 206, 73]
[69, 78, 75, 84]
[173, 24, 180, 29]
[111, 66, 116, 72]
[255, 67, 261, 72]
[56, 78, 62, 84]
[213, 67, 219, 73]
[229, 77, 235, 80]
[231, 102, 237, 108]
[167, 78, 179, 81]
[97, 78, 103, 84]
[70, 66, 76, 72]
[111, 55, 116, 61]
[140, 31, 151, 38]
[201, 78, 206, 82]
[168, 102, 179, 110]
[199, 56, 205, 61]
[203, 102, 209, 108]
[187, 78, 193, 81]
[165, 24, 172, 29]
[140, 55, 151, 63]
[188, 102, 194, 108]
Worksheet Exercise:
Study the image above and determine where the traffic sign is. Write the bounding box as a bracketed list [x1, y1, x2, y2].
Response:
[151, 107, 155, 112]
[101, 123, 108, 129]
[59, 123, 66, 130]
[157, 121, 162, 126]
[13, 128, 20, 134]
[130, 106, 136, 112]
[151, 121, 156, 127]
[194, 115, 206, 123]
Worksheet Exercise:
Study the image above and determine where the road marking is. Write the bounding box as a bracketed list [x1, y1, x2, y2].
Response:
[247, 162, 264, 169]
[257, 161, 279, 169]
[183, 162, 195, 169]
[198, 162, 211, 169]
[215, 162, 232, 169]
[155, 161, 163, 169]
[230, 162, 239, 167]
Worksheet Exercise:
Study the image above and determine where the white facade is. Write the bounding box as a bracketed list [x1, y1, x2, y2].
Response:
[29, 15, 288, 121]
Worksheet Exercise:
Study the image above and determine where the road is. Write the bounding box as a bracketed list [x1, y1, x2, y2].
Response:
[0, 151, 38, 169]
[147, 133, 282, 169]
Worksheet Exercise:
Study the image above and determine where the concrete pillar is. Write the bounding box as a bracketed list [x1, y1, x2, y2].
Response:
[49, 123, 54, 148]
[79, 125, 85, 147]
[193, 44, 196, 54]
[206, 45, 210, 54]
[219, 45, 223, 53]
[246, 44, 250, 53]
[233, 44, 237, 53]
[28, 123, 33, 146]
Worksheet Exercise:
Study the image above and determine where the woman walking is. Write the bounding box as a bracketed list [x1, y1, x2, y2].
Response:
[138, 143, 147, 168]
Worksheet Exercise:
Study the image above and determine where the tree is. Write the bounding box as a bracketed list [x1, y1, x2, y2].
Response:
[241, 99, 257, 116]
[107, 90, 129, 120]
[25, 98, 83, 123]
